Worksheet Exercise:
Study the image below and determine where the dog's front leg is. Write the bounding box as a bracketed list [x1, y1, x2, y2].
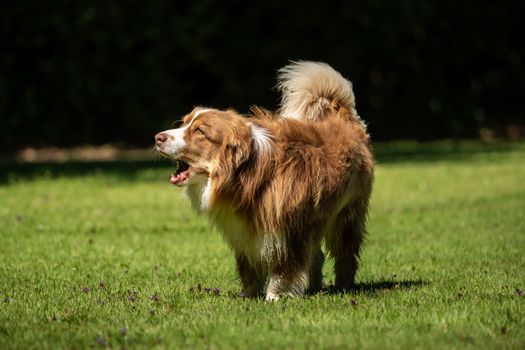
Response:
[265, 246, 310, 301]
[307, 248, 325, 293]
[235, 253, 265, 297]
[266, 270, 309, 301]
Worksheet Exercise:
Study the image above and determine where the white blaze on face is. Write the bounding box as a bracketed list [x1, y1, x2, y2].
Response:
[162, 127, 187, 154]
[161, 109, 212, 156]
[193, 109, 211, 118]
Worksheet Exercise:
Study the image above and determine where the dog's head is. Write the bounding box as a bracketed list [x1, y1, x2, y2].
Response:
[155, 108, 270, 187]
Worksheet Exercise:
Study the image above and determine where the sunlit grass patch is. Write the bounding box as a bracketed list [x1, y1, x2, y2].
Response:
[1, 142, 524, 349]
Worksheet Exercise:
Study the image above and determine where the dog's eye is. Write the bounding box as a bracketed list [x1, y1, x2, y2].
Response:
[194, 128, 205, 135]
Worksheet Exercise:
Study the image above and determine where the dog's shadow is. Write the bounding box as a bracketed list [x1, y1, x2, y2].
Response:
[319, 279, 426, 295]
[222, 279, 426, 300]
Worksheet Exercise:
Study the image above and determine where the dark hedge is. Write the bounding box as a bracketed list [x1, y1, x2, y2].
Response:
[1, 1, 523, 149]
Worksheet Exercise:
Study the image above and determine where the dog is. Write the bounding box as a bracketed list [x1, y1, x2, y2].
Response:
[155, 61, 374, 300]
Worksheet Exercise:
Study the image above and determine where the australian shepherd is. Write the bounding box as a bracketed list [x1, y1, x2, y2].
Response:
[155, 61, 374, 300]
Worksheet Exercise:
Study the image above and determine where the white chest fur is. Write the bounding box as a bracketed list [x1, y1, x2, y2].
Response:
[185, 177, 262, 263]
[209, 203, 259, 261]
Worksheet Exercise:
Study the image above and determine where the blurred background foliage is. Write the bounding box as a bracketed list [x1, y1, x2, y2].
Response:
[1, 0, 523, 150]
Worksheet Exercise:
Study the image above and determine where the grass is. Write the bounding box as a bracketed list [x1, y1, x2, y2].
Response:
[0, 141, 524, 349]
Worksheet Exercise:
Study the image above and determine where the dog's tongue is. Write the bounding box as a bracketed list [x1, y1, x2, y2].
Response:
[170, 172, 188, 185]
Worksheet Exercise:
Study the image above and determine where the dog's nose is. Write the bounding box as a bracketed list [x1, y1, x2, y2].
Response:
[155, 132, 168, 145]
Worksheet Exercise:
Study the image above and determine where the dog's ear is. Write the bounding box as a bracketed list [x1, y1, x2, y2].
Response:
[212, 114, 253, 193]
[222, 129, 251, 169]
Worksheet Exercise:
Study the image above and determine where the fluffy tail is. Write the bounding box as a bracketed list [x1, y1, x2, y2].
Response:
[277, 61, 357, 121]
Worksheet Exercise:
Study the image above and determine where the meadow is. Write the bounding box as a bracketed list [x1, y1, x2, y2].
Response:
[0, 142, 524, 349]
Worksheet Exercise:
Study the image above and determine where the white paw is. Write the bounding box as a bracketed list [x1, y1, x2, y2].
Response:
[265, 292, 280, 302]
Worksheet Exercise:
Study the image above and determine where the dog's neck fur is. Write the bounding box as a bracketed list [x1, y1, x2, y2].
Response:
[185, 175, 212, 212]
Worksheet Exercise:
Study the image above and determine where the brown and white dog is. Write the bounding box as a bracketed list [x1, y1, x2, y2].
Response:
[155, 62, 374, 300]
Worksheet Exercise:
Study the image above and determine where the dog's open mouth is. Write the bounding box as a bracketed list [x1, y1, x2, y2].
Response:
[170, 159, 191, 186]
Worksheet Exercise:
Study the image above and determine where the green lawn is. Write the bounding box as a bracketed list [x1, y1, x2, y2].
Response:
[1, 142, 524, 349]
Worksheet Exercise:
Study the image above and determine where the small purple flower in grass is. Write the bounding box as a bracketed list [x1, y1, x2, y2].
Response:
[127, 290, 139, 302]
[239, 291, 248, 298]
[99, 281, 106, 289]
[212, 288, 221, 296]
[95, 335, 106, 346]
[516, 288, 523, 296]
[350, 299, 358, 306]
[189, 284, 203, 293]
[3, 297, 11, 303]
[120, 327, 128, 336]
[81, 287, 91, 293]
[150, 293, 160, 302]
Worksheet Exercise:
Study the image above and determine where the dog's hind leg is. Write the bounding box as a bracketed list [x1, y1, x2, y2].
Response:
[326, 197, 369, 291]
[236, 253, 265, 297]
